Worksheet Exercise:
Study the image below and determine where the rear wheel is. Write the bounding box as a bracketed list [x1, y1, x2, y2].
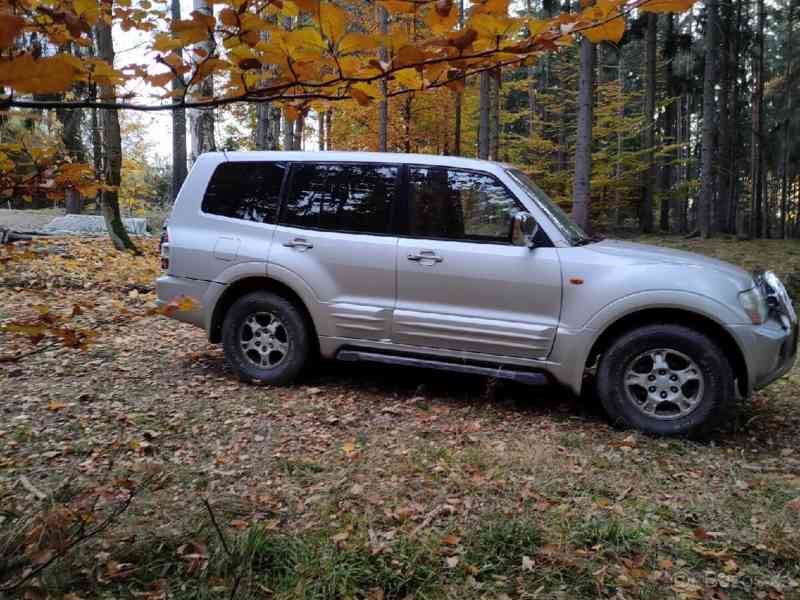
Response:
[222, 291, 310, 385]
[596, 324, 735, 437]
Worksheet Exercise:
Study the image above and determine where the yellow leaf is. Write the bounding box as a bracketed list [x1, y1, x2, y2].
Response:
[338, 32, 379, 54]
[469, 13, 518, 38]
[0, 54, 84, 94]
[469, 0, 510, 16]
[284, 28, 326, 55]
[319, 3, 347, 43]
[291, 0, 320, 12]
[423, 2, 458, 34]
[639, 0, 696, 12]
[394, 67, 422, 89]
[73, 0, 98, 20]
[195, 58, 227, 81]
[281, 0, 299, 17]
[153, 33, 184, 52]
[380, 0, 418, 14]
[581, 13, 624, 43]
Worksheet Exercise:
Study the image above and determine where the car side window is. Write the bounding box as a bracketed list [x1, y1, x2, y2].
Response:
[281, 163, 397, 234]
[407, 167, 522, 243]
[201, 162, 285, 224]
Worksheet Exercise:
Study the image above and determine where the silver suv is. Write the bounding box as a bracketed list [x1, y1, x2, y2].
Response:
[157, 151, 797, 436]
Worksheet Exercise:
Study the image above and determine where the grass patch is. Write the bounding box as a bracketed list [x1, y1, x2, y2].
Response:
[207, 526, 443, 600]
[463, 517, 542, 580]
[570, 515, 650, 557]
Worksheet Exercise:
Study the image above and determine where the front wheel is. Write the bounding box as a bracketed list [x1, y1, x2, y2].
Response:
[596, 324, 735, 437]
[221, 291, 311, 385]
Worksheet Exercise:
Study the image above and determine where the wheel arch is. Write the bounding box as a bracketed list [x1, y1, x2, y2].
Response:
[209, 276, 319, 349]
[585, 307, 749, 397]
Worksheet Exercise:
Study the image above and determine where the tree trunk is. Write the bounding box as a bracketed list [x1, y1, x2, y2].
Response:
[663, 14, 680, 233]
[698, 0, 720, 238]
[716, 1, 732, 233]
[614, 50, 624, 229]
[189, 0, 216, 161]
[55, 106, 85, 214]
[318, 110, 325, 151]
[641, 13, 657, 233]
[452, 0, 465, 156]
[571, 33, 595, 232]
[377, 5, 389, 152]
[478, 71, 490, 159]
[282, 110, 294, 150]
[95, 12, 138, 253]
[490, 68, 500, 160]
[293, 113, 304, 150]
[255, 103, 278, 150]
[750, 0, 765, 238]
[170, 0, 187, 201]
[325, 111, 333, 150]
[780, 0, 795, 239]
[403, 96, 413, 153]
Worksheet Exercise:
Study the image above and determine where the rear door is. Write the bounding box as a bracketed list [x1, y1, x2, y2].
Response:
[392, 166, 562, 359]
[269, 162, 399, 341]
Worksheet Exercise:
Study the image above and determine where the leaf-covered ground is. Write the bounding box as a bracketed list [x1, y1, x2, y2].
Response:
[1, 235, 800, 599]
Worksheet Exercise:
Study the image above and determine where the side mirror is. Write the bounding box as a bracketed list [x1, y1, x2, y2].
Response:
[513, 212, 539, 249]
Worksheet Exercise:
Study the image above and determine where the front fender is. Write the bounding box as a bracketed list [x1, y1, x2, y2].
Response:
[547, 290, 748, 396]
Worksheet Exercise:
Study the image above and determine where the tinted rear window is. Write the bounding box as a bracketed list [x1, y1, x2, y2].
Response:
[201, 162, 286, 223]
[281, 163, 397, 234]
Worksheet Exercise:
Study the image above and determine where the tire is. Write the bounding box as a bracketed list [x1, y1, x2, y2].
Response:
[221, 291, 311, 385]
[596, 324, 735, 437]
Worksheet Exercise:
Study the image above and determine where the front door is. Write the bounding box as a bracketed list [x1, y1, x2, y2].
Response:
[393, 166, 562, 359]
[269, 162, 399, 341]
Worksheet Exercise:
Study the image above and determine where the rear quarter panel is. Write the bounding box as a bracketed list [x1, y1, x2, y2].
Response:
[167, 153, 276, 283]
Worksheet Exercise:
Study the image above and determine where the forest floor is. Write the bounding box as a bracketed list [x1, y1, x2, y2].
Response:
[1, 234, 800, 599]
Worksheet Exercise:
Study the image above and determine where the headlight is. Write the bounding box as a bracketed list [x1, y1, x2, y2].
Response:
[739, 287, 768, 324]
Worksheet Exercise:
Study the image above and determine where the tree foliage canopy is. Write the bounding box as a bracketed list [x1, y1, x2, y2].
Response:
[0, 0, 694, 112]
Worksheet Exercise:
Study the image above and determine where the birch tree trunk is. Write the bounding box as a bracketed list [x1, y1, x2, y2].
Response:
[95, 11, 139, 253]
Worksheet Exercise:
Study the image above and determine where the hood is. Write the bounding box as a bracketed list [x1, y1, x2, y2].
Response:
[585, 239, 755, 290]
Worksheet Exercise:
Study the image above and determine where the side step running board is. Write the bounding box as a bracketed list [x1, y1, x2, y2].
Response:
[336, 350, 548, 386]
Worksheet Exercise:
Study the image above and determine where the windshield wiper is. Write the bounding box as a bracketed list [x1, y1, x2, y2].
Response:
[573, 233, 604, 246]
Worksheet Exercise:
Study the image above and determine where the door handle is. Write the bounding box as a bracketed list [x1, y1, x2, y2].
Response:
[283, 238, 314, 250]
[407, 251, 443, 263]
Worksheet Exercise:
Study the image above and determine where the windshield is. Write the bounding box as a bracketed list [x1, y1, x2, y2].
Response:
[506, 169, 590, 246]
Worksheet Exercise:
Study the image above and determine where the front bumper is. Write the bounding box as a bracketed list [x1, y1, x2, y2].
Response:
[731, 315, 798, 390]
[730, 270, 798, 392]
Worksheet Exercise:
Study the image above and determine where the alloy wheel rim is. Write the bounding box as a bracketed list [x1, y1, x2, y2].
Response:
[239, 311, 290, 369]
[623, 348, 705, 420]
